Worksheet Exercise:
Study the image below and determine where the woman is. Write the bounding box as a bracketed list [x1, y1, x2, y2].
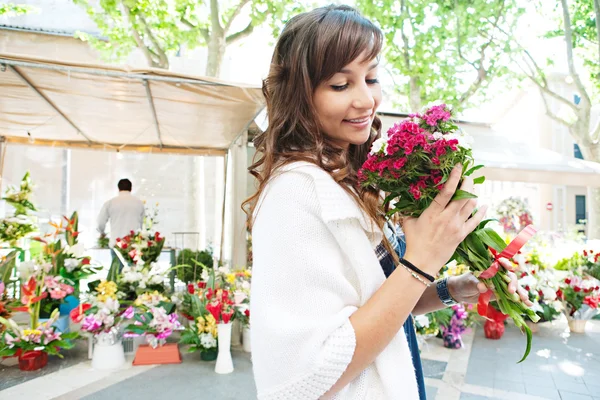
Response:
[246, 5, 530, 399]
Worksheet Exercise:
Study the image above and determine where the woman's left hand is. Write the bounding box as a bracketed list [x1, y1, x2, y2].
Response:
[448, 258, 533, 306]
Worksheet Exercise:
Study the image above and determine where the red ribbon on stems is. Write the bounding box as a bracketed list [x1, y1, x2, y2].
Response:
[477, 225, 537, 317]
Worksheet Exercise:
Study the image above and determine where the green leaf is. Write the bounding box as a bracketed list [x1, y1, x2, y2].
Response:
[465, 165, 484, 176]
[474, 228, 507, 253]
[451, 190, 478, 201]
[473, 176, 485, 185]
[517, 324, 532, 363]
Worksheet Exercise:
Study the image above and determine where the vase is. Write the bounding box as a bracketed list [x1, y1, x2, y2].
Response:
[568, 319, 587, 333]
[442, 334, 463, 349]
[92, 330, 126, 370]
[484, 320, 505, 340]
[526, 320, 539, 334]
[18, 350, 48, 371]
[200, 348, 218, 361]
[215, 322, 234, 374]
[242, 327, 251, 353]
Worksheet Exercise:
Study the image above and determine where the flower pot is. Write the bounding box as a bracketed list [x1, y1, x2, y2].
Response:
[442, 334, 463, 349]
[18, 350, 48, 371]
[568, 319, 587, 333]
[215, 322, 234, 374]
[92, 331, 126, 370]
[242, 327, 251, 353]
[200, 348, 218, 361]
[59, 295, 80, 316]
[526, 320, 539, 334]
[484, 320, 505, 340]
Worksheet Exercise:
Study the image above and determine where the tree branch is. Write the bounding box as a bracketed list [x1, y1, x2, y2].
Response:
[399, 0, 411, 71]
[560, 0, 591, 105]
[537, 83, 574, 129]
[210, 0, 223, 35]
[137, 14, 169, 68]
[226, 21, 254, 45]
[180, 17, 210, 44]
[223, 0, 251, 34]
[119, 1, 158, 68]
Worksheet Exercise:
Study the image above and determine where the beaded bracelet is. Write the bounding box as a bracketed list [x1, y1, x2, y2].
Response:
[398, 258, 435, 283]
[399, 263, 431, 287]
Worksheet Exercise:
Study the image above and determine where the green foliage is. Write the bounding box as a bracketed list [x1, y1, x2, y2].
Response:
[0, 3, 34, 16]
[357, 0, 525, 112]
[176, 248, 213, 283]
[72, 0, 308, 75]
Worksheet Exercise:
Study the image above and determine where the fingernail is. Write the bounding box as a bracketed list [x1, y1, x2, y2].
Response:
[454, 163, 462, 170]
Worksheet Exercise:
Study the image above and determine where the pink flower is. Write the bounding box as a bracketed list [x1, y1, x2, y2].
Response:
[82, 315, 102, 332]
[123, 306, 135, 320]
[409, 184, 422, 200]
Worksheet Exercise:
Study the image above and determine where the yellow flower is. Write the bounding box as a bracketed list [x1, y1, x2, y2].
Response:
[244, 270, 252, 278]
[226, 273, 236, 284]
[196, 316, 205, 332]
[96, 280, 117, 302]
[23, 329, 42, 336]
[134, 291, 165, 306]
[205, 314, 217, 337]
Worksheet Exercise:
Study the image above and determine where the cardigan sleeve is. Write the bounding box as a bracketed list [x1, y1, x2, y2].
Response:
[251, 170, 365, 399]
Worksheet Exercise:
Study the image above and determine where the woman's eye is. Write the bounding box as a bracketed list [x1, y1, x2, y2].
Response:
[366, 78, 380, 85]
[330, 84, 348, 91]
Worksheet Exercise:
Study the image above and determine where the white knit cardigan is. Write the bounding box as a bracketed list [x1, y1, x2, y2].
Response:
[250, 162, 419, 400]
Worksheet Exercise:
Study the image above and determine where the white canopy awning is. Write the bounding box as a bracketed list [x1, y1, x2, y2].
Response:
[0, 53, 265, 155]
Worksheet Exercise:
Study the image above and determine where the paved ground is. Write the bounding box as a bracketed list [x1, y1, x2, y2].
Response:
[1, 317, 598, 399]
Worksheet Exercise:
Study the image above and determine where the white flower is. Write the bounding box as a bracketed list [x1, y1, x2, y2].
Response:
[541, 287, 557, 302]
[415, 315, 430, 328]
[531, 301, 543, 313]
[443, 130, 474, 150]
[519, 275, 537, 289]
[18, 261, 37, 278]
[64, 258, 80, 273]
[370, 132, 389, 155]
[200, 332, 217, 348]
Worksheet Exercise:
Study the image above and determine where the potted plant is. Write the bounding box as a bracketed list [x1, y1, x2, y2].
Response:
[557, 275, 599, 333]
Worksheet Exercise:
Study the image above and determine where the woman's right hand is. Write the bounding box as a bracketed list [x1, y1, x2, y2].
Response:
[401, 164, 487, 276]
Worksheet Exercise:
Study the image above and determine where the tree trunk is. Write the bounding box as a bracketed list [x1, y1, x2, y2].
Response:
[206, 32, 226, 77]
[409, 76, 421, 112]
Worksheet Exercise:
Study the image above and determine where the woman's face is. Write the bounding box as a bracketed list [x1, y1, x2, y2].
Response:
[313, 52, 382, 149]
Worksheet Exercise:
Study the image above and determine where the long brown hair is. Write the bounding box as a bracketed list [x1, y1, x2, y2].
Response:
[244, 5, 386, 234]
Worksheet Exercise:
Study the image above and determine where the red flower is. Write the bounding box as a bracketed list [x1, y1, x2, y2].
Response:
[524, 285, 531, 292]
[556, 289, 564, 299]
[206, 288, 214, 300]
[206, 301, 222, 321]
[583, 250, 588, 257]
[538, 290, 544, 298]
[81, 258, 90, 265]
[20, 276, 47, 306]
[565, 278, 571, 284]
[583, 296, 599, 309]
[244, 309, 250, 317]
[222, 310, 234, 324]
[520, 272, 527, 278]
[197, 281, 206, 289]
[574, 286, 581, 293]
[187, 283, 195, 294]
[69, 303, 91, 323]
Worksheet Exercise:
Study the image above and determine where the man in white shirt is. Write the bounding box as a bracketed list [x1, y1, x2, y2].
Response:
[97, 179, 145, 257]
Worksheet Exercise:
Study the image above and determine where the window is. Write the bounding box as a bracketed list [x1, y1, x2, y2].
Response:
[574, 143, 584, 160]
[575, 195, 586, 225]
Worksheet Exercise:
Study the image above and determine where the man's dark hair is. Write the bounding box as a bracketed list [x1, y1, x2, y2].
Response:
[118, 179, 132, 191]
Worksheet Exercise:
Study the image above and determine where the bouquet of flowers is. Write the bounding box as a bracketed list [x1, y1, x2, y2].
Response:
[440, 304, 470, 349]
[117, 262, 170, 300]
[519, 268, 562, 323]
[557, 275, 600, 320]
[124, 302, 181, 348]
[0, 281, 10, 333]
[115, 230, 165, 265]
[0, 309, 77, 358]
[178, 289, 219, 355]
[41, 212, 101, 295]
[0, 172, 37, 247]
[496, 197, 534, 236]
[360, 104, 538, 362]
[16, 262, 74, 318]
